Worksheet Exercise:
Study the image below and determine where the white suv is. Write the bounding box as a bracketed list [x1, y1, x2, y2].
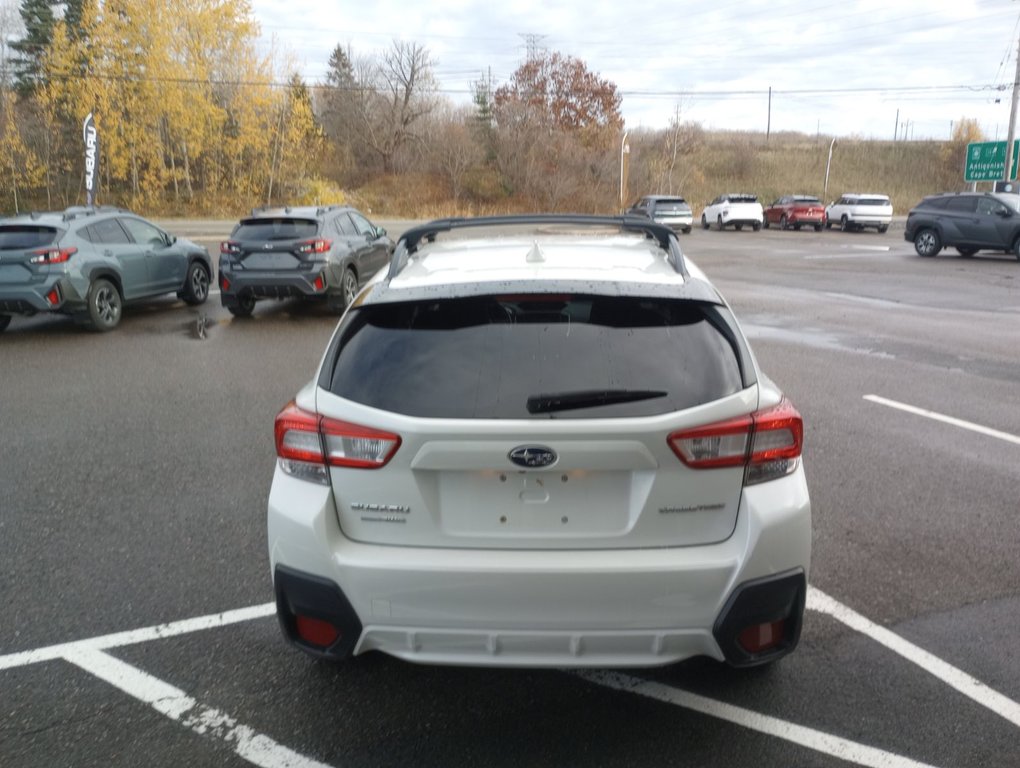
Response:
[824, 193, 893, 233]
[268, 215, 811, 669]
[701, 194, 764, 231]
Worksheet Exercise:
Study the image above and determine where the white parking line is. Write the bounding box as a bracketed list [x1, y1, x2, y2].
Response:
[864, 395, 1020, 446]
[578, 670, 940, 768]
[2, 590, 1017, 767]
[65, 648, 333, 768]
[0, 602, 275, 671]
[810, 588, 1020, 729]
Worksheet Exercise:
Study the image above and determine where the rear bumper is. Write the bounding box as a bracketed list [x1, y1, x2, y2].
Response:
[268, 465, 811, 667]
[0, 276, 85, 315]
[219, 264, 338, 302]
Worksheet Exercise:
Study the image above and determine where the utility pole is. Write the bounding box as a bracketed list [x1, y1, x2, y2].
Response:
[766, 87, 771, 144]
[894, 108, 899, 142]
[1003, 31, 1020, 183]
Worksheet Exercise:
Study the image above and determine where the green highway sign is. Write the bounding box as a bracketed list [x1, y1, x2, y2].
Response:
[965, 140, 1019, 182]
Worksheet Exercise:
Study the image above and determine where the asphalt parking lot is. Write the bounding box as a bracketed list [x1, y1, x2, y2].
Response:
[1, 222, 1018, 767]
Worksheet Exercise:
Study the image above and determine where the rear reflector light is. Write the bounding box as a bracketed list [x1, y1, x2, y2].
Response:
[220, 240, 241, 255]
[30, 247, 77, 265]
[295, 615, 339, 647]
[45, 286, 61, 306]
[296, 239, 332, 255]
[313, 274, 325, 291]
[738, 619, 786, 654]
[219, 273, 230, 292]
[274, 401, 401, 484]
[668, 399, 803, 485]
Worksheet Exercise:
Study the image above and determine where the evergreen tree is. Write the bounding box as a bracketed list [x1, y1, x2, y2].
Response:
[9, 0, 57, 94]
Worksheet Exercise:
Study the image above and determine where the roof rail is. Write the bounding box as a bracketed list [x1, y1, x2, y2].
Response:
[387, 214, 687, 280]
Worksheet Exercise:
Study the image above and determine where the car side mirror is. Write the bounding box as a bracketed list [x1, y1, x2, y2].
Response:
[998, 208, 1012, 218]
[376, 226, 387, 238]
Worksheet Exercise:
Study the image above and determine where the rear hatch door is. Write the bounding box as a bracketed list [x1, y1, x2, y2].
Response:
[229, 217, 320, 270]
[318, 293, 757, 550]
[0, 224, 61, 287]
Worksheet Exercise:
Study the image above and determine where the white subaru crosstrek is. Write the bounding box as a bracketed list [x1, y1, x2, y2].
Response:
[268, 215, 811, 669]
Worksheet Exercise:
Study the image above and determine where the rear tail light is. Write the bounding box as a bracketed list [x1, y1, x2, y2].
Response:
[296, 239, 332, 256]
[668, 399, 803, 485]
[30, 246, 77, 265]
[274, 401, 401, 484]
[220, 240, 241, 255]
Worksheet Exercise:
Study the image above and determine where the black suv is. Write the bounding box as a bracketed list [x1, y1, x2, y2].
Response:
[218, 205, 393, 317]
[904, 192, 1020, 260]
[0, 206, 211, 332]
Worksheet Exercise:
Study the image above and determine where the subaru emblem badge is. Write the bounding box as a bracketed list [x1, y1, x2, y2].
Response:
[508, 445, 558, 469]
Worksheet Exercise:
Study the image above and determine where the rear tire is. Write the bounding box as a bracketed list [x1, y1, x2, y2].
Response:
[955, 247, 977, 258]
[182, 262, 210, 305]
[914, 229, 941, 257]
[227, 293, 255, 318]
[813, 223, 823, 232]
[840, 215, 850, 232]
[752, 222, 761, 231]
[717, 215, 725, 231]
[86, 278, 122, 332]
[762, 217, 770, 229]
[1013, 236, 1020, 261]
[0, 314, 10, 332]
[735, 223, 743, 231]
[877, 224, 889, 234]
[780, 215, 789, 230]
[701, 214, 709, 230]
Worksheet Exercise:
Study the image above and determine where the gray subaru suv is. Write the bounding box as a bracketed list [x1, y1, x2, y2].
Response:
[218, 205, 393, 317]
[0, 206, 212, 332]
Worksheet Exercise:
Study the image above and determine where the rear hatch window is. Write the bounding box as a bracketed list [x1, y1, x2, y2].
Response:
[653, 199, 690, 214]
[0, 225, 60, 249]
[325, 295, 746, 419]
[233, 218, 318, 241]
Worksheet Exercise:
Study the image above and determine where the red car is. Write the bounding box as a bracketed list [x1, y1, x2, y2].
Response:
[763, 195, 826, 231]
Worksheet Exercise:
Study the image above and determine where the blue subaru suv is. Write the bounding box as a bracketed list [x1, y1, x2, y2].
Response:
[0, 206, 212, 332]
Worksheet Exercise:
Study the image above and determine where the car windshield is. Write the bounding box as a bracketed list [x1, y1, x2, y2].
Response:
[233, 218, 318, 241]
[326, 295, 745, 419]
[0, 225, 59, 249]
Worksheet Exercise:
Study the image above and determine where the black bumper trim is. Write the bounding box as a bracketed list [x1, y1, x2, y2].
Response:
[273, 565, 363, 661]
[713, 568, 806, 667]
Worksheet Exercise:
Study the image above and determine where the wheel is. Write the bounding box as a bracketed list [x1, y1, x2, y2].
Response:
[780, 215, 788, 230]
[762, 217, 770, 230]
[793, 223, 801, 231]
[913, 229, 941, 257]
[182, 262, 210, 305]
[0, 314, 10, 332]
[735, 223, 743, 231]
[717, 215, 725, 231]
[877, 225, 889, 234]
[752, 222, 761, 232]
[825, 221, 832, 229]
[840, 215, 850, 232]
[701, 214, 709, 230]
[955, 247, 977, 258]
[682, 227, 691, 235]
[1012, 237, 1020, 261]
[86, 278, 122, 331]
[227, 293, 255, 318]
[340, 268, 359, 309]
[814, 223, 824, 232]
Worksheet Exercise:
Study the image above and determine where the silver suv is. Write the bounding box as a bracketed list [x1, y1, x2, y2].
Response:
[0, 206, 211, 332]
[268, 215, 811, 670]
[627, 195, 693, 234]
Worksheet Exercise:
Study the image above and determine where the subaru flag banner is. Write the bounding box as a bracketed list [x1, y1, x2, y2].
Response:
[83, 113, 99, 206]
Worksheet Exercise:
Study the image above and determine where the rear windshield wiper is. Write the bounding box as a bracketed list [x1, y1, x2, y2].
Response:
[526, 389, 668, 414]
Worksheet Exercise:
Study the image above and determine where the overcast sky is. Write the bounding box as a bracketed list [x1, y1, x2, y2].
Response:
[250, 0, 1020, 141]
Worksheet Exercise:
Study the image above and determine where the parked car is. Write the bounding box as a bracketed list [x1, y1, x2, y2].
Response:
[218, 205, 393, 317]
[904, 192, 1020, 260]
[825, 193, 892, 233]
[701, 193, 764, 231]
[627, 195, 693, 234]
[268, 214, 811, 670]
[763, 196, 826, 231]
[0, 206, 211, 332]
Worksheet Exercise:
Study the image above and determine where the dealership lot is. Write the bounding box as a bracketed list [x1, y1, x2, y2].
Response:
[1, 224, 1017, 767]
